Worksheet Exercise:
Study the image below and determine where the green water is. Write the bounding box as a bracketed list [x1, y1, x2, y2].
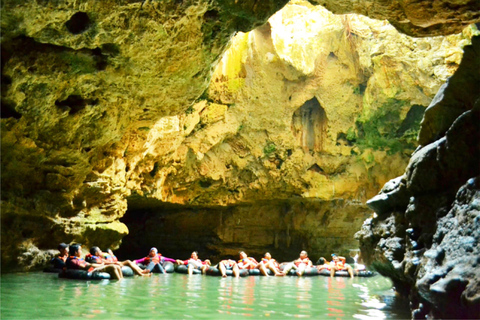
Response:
[1, 272, 410, 319]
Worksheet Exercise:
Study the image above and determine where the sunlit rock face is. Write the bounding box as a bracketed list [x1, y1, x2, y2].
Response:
[120, 2, 475, 263]
[356, 36, 480, 319]
[0, 0, 290, 271]
[309, 0, 480, 37]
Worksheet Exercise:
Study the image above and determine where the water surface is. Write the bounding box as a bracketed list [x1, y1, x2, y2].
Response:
[1, 272, 410, 319]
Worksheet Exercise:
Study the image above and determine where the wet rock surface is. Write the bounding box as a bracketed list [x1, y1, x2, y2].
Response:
[356, 36, 480, 319]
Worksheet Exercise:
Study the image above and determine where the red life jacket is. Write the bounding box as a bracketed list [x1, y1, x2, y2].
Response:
[104, 254, 118, 263]
[295, 257, 311, 267]
[331, 259, 346, 270]
[144, 254, 162, 264]
[238, 257, 257, 269]
[85, 253, 103, 264]
[66, 256, 94, 272]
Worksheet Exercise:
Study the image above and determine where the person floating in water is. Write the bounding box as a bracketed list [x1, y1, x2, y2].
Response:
[259, 252, 285, 276]
[88, 247, 151, 277]
[283, 250, 312, 276]
[176, 251, 211, 275]
[134, 247, 177, 274]
[318, 254, 354, 278]
[218, 259, 240, 278]
[51, 243, 68, 269]
[66, 244, 123, 280]
[238, 251, 260, 270]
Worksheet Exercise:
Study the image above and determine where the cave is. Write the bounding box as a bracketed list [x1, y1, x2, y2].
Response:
[1, 0, 479, 318]
[291, 97, 327, 152]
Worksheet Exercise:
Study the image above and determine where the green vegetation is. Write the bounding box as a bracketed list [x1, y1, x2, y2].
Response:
[263, 141, 276, 156]
[350, 99, 424, 155]
[60, 52, 96, 74]
[185, 105, 194, 115]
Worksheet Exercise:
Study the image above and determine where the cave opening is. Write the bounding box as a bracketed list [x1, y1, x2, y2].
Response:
[116, 197, 363, 264]
[292, 97, 327, 152]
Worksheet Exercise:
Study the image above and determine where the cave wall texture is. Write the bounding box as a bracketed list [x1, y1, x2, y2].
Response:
[1, 0, 480, 317]
[356, 35, 480, 319]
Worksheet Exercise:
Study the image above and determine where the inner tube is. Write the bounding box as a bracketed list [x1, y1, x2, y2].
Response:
[175, 264, 202, 275]
[59, 269, 111, 280]
[138, 261, 175, 274]
[121, 266, 134, 277]
[205, 267, 249, 277]
[164, 261, 175, 273]
[248, 269, 274, 276]
[317, 269, 376, 277]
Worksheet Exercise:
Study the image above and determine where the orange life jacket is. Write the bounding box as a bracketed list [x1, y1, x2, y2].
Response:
[104, 254, 118, 263]
[295, 257, 311, 267]
[67, 256, 94, 272]
[238, 257, 257, 269]
[144, 254, 162, 264]
[262, 258, 279, 267]
[331, 259, 346, 270]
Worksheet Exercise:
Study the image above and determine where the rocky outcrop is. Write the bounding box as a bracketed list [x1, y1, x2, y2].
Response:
[309, 0, 480, 37]
[0, 0, 290, 271]
[356, 36, 480, 318]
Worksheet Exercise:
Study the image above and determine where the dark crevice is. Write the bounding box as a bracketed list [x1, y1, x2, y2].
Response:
[55, 95, 98, 115]
[308, 164, 325, 174]
[65, 12, 91, 34]
[292, 97, 328, 152]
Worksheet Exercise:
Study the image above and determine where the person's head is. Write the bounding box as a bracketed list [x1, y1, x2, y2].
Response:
[300, 250, 308, 259]
[149, 247, 158, 256]
[58, 243, 68, 255]
[69, 244, 82, 257]
[90, 246, 101, 256]
[239, 251, 247, 259]
[191, 251, 198, 259]
[317, 257, 326, 265]
[264, 252, 271, 259]
[332, 254, 339, 262]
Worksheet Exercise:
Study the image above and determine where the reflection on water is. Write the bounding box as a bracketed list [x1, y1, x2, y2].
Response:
[1, 272, 411, 319]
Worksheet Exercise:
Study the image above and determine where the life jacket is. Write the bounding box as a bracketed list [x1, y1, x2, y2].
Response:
[57, 254, 67, 262]
[85, 253, 103, 264]
[187, 258, 203, 268]
[104, 254, 118, 263]
[238, 257, 257, 269]
[144, 254, 162, 264]
[295, 257, 311, 267]
[66, 256, 94, 272]
[331, 259, 346, 270]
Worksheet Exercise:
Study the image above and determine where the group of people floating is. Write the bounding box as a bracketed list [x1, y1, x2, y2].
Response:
[51, 243, 362, 280]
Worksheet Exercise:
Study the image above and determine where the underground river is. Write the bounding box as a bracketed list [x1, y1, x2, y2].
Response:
[1, 272, 410, 319]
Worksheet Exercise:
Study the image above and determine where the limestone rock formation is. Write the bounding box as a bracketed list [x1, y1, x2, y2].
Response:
[1, 0, 479, 292]
[356, 36, 480, 318]
[309, 0, 480, 37]
[0, 0, 290, 271]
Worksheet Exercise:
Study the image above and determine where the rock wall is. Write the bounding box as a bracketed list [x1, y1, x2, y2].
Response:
[309, 0, 480, 37]
[356, 36, 480, 319]
[0, 0, 290, 271]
